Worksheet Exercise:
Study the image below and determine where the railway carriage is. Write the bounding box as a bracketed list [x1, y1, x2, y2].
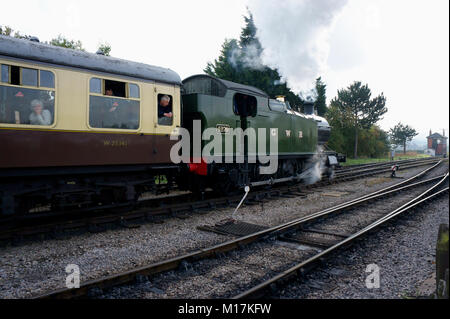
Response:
[0, 35, 182, 215]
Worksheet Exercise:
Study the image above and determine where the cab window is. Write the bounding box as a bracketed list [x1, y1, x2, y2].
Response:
[233, 93, 257, 117]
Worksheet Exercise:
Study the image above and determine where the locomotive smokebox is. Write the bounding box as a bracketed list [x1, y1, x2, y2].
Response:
[303, 101, 331, 145]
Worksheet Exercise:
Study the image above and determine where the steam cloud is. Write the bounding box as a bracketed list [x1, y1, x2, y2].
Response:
[229, 43, 266, 71]
[297, 146, 328, 184]
[247, 0, 348, 91]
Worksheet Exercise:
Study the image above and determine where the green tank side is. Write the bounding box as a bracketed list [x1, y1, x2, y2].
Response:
[182, 92, 317, 158]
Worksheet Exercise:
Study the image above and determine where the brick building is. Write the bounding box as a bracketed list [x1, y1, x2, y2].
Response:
[426, 130, 448, 157]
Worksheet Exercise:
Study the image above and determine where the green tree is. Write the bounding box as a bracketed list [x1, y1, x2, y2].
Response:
[239, 11, 262, 50]
[330, 81, 387, 158]
[205, 11, 302, 110]
[205, 39, 240, 81]
[326, 102, 356, 156]
[314, 77, 327, 116]
[49, 35, 85, 51]
[0, 25, 13, 36]
[359, 126, 390, 158]
[389, 122, 418, 154]
[1, 25, 32, 39]
[97, 43, 112, 56]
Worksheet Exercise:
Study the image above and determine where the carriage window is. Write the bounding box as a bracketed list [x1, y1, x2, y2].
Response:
[89, 77, 140, 130]
[10, 66, 20, 85]
[104, 79, 125, 97]
[157, 94, 173, 126]
[90, 78, 102, 93]
[0, 85, 55, 125]
[40, 70, 55, 88]
[129, 83, 139, 98]
[1, 65, 9, 83]
[22, 68, 38, 87]
[89, 96, 139, 130]
[233, 93, 257, 117]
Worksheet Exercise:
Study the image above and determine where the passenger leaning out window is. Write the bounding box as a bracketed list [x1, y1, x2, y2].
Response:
[29, 99, 52, 125]
[158, 95, 172, 126]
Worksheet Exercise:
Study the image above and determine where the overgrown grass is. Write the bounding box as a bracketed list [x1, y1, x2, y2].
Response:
[342, 152, 431, 166]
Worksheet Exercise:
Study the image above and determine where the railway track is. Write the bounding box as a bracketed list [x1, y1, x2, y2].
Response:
[335, 157, 435, 172]
[0, 158, 441, 243]
[33, 159, 447, 299]
[234, 175, 449, 299]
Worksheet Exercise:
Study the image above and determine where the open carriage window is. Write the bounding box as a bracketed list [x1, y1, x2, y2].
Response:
[157, 93, 173, 126]
[104, 79, 125, 98]
[10, 66, 20, 85]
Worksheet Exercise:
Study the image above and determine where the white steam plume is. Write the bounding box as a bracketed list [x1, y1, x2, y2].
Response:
[229, 43, 266, 71]
[247, 0, 348, 91]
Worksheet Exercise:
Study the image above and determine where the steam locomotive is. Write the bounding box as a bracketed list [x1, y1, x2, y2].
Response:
[0, 35, 342, 216]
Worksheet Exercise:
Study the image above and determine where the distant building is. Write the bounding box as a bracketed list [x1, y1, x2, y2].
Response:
[426, 130, 448, 157]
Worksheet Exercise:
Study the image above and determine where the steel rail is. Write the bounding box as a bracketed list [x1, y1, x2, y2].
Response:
[33, 163, 446, 299]
[233, 173, 449, 299]
[336, 158, 434, 172]
[334, 158, 440, 178]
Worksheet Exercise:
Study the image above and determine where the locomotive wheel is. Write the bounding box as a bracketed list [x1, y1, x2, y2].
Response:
[213, 169, 239, 196]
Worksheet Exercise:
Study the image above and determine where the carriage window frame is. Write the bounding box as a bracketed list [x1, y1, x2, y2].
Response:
[39, 70, 55, 89]
[156, 93, 174, 127]
[0, 64, 56, 88]
[1, 65, 9, 83]
[21, 67, 39, 87]
[90, 77, 102, 94]
[88, 77, 142, 131]
[129, 83, 140, 99]
[0, 63, 57, 128]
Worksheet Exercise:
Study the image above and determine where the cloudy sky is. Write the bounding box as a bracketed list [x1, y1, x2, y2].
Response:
[1, 0, 448, 143]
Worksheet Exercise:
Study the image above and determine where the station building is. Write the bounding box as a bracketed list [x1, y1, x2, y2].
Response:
[426, 130, 448, 157]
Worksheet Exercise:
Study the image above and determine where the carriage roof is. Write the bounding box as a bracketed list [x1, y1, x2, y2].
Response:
[0, 35, 181, 86]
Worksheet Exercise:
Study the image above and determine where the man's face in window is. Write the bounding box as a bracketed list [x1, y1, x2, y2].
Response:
[160, 99, 169, 107]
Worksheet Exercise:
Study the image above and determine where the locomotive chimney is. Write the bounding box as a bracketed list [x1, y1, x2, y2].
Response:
[303, 101, 315, 115]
